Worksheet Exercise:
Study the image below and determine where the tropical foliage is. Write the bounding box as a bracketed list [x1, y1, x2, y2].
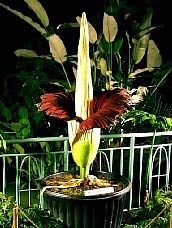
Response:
[0, 0, 172, 225]
[0, 0, 172, 142]
[0, 192, 65, 227]
[123, 188, 172, 227]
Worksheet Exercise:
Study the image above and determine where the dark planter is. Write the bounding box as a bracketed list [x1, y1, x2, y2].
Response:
[41, 171, 132, 228]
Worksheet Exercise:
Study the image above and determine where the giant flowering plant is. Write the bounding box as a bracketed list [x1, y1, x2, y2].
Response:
[37, 12, 132, 179]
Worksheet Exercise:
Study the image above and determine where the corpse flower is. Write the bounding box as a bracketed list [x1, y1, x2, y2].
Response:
[37, 12, 132, 179]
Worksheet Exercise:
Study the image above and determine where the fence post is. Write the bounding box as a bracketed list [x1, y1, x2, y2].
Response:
[12, 204, 18, 228]
[170, 207, 172, 228]
[128, 134, 135, 210]
[64, 140, 69, 171]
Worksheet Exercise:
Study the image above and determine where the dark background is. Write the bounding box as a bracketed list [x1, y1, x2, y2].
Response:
[0, 0, 103, 76]
[0, 0, 172, 78]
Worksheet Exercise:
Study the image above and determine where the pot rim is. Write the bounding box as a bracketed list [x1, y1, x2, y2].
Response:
[41, 171, 132, 200]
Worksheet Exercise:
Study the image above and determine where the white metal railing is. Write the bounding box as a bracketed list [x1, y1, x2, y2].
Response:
[0, 131, 171, 210]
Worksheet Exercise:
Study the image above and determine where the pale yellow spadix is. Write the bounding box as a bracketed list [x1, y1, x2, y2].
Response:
[75, 12, 93, 118]
[67, 12, 100, 179]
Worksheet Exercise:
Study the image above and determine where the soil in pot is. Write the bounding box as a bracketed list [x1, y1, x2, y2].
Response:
[41, 171, 132, 228]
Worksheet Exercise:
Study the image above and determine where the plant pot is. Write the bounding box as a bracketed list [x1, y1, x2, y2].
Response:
[41, 171, 132, 228]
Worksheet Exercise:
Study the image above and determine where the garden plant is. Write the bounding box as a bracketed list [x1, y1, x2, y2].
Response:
[0, 0, 172, 227]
